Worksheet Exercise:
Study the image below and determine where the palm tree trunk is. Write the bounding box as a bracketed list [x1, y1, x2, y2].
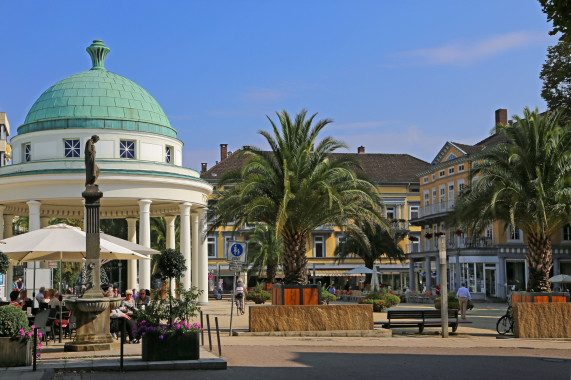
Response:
[527, 234, 553, 292]
[267, 264, 277, 284]
[282, 233, 308, 284]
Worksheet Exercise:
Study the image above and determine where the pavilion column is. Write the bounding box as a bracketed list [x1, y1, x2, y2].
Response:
[138, 200, 152, 291]
[27, 201, 41, 272]
[2, 212, 14, 291]
[408, 259, 415, 291]
[191, 212, 199, 289]
[126, 218, 138, 291]
[39, 217, 50, 268]
[425, 256, 432, 292]
[0, 205, 4, 239]
[179, 203, 192, 290]
[165, 215, 177, 296]
[198, 208, 209, 304]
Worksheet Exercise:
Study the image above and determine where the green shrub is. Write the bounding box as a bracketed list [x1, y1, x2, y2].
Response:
[321, 285, 336, 304]
[246, 282, 272, 304]
[358, 288, 400, 312]
[434, 293, 459, 310]
[0, 306, 30, 338]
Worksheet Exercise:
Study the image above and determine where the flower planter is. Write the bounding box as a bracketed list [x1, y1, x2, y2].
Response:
[141, 330, 199, 361]
[0, 337, 31, 367]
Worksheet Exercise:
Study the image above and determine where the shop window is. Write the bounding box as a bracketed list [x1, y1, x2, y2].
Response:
[64, 139, 80, 158]
[314, 236, 325, 258]
[506, 261, 526, 291]
[120, 140, 135, 159]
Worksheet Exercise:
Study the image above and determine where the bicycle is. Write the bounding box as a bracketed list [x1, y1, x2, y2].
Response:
[496, 304, 514, 335]
[235, 293, 244, 316]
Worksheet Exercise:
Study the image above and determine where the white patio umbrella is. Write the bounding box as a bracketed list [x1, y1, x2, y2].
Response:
[370, 265, 380, 292]
[549, 274, 571, 283]
[0, 224, 150, 342]
[345, 266, 373, 275]
[100, 232, 160, 257]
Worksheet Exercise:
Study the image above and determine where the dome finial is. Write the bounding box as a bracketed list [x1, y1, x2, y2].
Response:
[86, 40, 110, 70]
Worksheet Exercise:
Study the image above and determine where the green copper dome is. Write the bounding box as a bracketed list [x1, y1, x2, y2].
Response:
[18, 40, 177, 138]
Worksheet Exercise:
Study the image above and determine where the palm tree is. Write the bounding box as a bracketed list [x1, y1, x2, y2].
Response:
[209, 109, 386, 284]
[247, 224, 283, 283]
[334, 222, 405, 284]
[453, 108, 571, 291]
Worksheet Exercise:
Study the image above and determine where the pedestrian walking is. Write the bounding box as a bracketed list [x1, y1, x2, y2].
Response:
[456, 282, 471, 319]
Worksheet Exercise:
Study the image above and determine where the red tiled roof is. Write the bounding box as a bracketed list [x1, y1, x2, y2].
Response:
[200, 150, 429, 184]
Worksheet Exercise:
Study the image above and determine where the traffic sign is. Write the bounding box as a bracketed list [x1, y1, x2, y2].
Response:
[48, 261, 58, 269]
[229, 262, 243, 272]
[226, 241, 247, 263]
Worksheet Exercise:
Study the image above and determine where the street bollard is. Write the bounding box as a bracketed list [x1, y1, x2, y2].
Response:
[215, 316, 222, 357]
[33, 327, 37, 371]
[206, 314, 212, 351]
[120, 318, 126, 371]
[200, 310, 204, 345]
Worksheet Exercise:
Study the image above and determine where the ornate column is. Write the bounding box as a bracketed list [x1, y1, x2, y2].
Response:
[179, 203, 192, 290]
[126, 218, 138, 291]
[2, 212, 14, 291]
[191, 211, 199, 288]
[39, 217, 51, 268]
[27, 201, 41, 231]
[425, 256, 432, 292]
[138, 200, 152, 291]
[165, 215, 177, 296]
[27, 201, 41, 273]
[198, 208, 209, 304]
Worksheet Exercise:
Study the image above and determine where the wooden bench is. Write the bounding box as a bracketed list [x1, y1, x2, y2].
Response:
[377, 309, 470, 333]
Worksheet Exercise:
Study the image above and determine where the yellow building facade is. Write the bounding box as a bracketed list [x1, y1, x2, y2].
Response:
[201, 145, 428, 289]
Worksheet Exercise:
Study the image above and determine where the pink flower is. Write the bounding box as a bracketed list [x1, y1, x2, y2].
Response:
[159, 335, 164, 340]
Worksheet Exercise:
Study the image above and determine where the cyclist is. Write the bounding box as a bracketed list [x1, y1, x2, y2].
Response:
[235, 277, 247, 314]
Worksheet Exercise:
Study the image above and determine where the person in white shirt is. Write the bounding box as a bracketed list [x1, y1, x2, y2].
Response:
[456, 283, 472, 319]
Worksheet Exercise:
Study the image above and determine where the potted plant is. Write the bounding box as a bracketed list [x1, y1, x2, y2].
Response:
[434, 293, 460, 310]
[424, 233, 433, 239]
[246, 283, 271, 304]
[455, 229, 463, 236]
[0, 305, 43, 367]
[434, 232, 445, 238]
[133, 248, 203, 361]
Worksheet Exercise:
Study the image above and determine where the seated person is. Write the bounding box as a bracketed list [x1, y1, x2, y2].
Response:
[135, 289, 149, 308]
[36, 287, 46, 303]
[48, 289, 60, 308]
[103, 285, 114, 298]
[9, 290, 22, 309]
[112, 290, 138, 343]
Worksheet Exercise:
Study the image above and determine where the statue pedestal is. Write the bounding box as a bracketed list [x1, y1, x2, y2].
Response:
[64, 298, 121, 352]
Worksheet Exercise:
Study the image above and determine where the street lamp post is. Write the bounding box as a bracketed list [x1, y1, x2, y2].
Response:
[439, 236, 448, 338]
[118, 261, 122, 295]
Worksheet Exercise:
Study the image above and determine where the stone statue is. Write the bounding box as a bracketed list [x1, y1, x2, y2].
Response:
[85, 135, 100, 186]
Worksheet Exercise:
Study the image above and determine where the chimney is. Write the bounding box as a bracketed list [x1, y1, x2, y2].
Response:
[495, 109, 508, 126]
[201, 163, 207, 173]
[220, 144, 228, 162]
[357, 146, 365, 154]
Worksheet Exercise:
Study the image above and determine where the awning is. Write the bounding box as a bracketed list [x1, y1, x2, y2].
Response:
[313, 269, 363, 277]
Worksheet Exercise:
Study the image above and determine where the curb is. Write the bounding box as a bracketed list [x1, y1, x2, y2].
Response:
[233, 329, 392, 337]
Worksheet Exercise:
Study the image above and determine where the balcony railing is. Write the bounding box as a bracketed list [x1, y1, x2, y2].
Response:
[390, 220, 410, 231]
[418, 200, 456, 218]
[420, 236, 497, 252]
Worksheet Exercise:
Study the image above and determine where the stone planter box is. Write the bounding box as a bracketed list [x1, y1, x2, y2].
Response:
[0, 337, 31, 367]
[142, 331, 199, 361]
[249, 304, 374, 332]
[513, 303, 571, 338]
[271, 284, 321, 305]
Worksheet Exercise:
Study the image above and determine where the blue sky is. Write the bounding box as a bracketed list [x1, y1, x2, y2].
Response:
[0, 1, 557, 170]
